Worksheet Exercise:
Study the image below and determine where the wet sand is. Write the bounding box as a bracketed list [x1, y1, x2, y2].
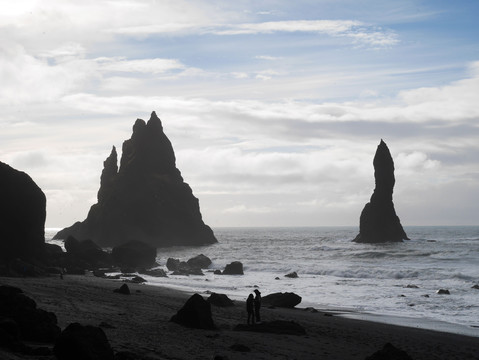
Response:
[1, 274, 478, 359]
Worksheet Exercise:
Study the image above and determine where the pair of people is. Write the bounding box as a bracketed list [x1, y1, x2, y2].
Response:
[246, 289, 261, 325]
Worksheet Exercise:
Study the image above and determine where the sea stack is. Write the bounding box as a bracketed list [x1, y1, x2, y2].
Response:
[353, 140, 409, 243]
[54, 112, 217, 247]
[0, 162, 46, 262]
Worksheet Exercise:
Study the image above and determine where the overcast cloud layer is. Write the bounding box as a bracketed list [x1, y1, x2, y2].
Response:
[1, 0, 478, 228]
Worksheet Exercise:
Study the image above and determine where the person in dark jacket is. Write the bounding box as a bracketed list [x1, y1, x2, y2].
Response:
[254, 289, 261, 323]
[246, 293, 255, 325]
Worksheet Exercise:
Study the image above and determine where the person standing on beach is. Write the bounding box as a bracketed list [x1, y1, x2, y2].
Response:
[254, 289, 261, 323]
[246, 294, 255, 325]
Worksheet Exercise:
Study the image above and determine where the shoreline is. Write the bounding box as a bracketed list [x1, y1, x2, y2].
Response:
[126, 271, 479, 338]
[1, 274, 478, 359]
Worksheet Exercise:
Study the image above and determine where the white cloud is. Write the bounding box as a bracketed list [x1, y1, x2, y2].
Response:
[212, 20, 398, 46]
[255, 55, 281, 61]
[97, 57, 185, 74]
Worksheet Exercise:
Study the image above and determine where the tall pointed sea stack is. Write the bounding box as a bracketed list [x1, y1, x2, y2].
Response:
[353, 140, 409, 243]
[54, 112, 217, 247]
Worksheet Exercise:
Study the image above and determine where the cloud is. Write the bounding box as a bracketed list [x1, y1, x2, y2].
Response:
[97, 57, 185, 74]
[211, 20, 399, 46]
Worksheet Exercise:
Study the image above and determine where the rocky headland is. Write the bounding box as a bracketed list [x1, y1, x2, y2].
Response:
[0, 161, 46, 263]
[354, 140, 409, 243]
[54, 112, 216, 247]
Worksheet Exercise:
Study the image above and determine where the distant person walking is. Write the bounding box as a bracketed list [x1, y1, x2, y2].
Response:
[246, 294, 255, 325]
[254, 289, 262, 323]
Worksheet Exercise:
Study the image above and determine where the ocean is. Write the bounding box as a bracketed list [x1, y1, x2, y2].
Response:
[46, 226, 479, 336]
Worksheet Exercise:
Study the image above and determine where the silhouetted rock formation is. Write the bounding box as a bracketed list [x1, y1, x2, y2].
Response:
[170, 293, 216, 329]
[111, 240, 157, 269]
[54, 323, 114, 360]
[186, 254, 212, 269]
[222, 261, 244, 275]
[262, 292, 302, 308]
[0, 162, 46, 262]
[0, 285, 61, 343]
[113, 284, 130, 295]
[365, 342, 413, 360]
[54, 112, 216, 247]
[353, 140, 409, 243]
[207, 293, 235, 307]
[64, 236, 112, 268]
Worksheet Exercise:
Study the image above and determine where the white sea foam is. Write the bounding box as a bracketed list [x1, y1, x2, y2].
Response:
[46, 226, 479, 335]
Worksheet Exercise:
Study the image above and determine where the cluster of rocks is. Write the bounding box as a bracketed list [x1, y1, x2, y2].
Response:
[170, 292, 305, 335]
[44, 236, 159, 278]
[0, 285, 60, 356]
[165, 256, 244, 276]
[0, 284, 156, 360]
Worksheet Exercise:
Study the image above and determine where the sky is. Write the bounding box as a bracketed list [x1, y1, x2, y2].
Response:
[1, 0, 478, 228]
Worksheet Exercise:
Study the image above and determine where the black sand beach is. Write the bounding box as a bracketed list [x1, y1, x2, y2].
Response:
[1, 274, 477, 359]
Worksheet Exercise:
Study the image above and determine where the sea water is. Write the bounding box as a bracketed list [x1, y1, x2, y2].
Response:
[46, 226, 479, 335]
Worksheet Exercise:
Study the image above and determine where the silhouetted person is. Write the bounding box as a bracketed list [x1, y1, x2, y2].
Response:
[246, 294, 255, 325]
[254, 289, 261, 323]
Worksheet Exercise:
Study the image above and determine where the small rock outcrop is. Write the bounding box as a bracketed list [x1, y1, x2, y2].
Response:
[54, 112, 217, 247]
[262, 292, 302, 308]
[111, 240, 157, 269]
[64, 236, 111, 267]
[170, 293, 216, 329]
[187, 254, 212, 269]
[0, 162, 46, 262]
[113, 284, 131, 295]
[53, 323, 114, 360]
[365, 342, 413, 360]
[285, 271, 298, 278]
[0, 285, 61, 343]
[207, 293, 235, 307]
[353, 140, 409, 243]
[222, 261, 244, 275]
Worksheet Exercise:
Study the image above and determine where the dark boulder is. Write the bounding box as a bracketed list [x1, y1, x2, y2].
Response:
[170, 293, 216, 329]
[353, 140, 409, 243]
[285, 271, 298, 278]
[166, 258, 180, 271]
[113, 284, 130, 295]
[0, 161, 46, 263]
[222, 261, 244, 275]
[187, 254, 212, 269]
[44, 243, 64, 256]
[54, 112, 217, 248]
[437, 289, 450, 295]
[234, 320, 306, 335]
[262, 292, 302, 308]
[0, 285, 60, 342]
[65, 236, 111, 267]
[365, 342, 414, 360]
[53, 323, 114, 360]
[207, 293, 235, 307]
[112, 240, 157, 268]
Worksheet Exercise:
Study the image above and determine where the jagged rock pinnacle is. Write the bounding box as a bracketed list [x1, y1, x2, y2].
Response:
[54, 112, 216, 247]
[353, 140, 409, 243]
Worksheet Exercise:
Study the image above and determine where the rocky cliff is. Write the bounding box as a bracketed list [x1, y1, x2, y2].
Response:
[353, 140, 409, 243]
[54, 112, 216, 247]
[0, 162, 46, 261]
